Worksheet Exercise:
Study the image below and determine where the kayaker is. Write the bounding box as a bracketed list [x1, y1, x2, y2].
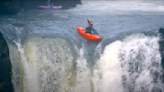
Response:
[85, 19, 99, 35]
[47, 0, 53, 8]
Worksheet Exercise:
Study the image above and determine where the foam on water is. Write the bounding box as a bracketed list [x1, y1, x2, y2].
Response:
[69, 1, 164, 15]
[92, 33, 163, 92]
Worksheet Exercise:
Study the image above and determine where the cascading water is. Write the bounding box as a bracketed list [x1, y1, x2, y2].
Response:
[120, 34, 163, 92]
[92, 41, 124, 92]
[0, 0, 164, 92]
[14, 39, 39, 92]
[72, 47, 92, 92]
[92, 34, 164, 92]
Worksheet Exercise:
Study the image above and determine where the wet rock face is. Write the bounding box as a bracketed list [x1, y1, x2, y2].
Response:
[0, 0, 81, 15]
[159, 28, 164, 35]
[0, 32, 13, 92]
[159, 28, 164, 69]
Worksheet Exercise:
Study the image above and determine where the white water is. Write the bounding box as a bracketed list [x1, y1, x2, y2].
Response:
[120, 34, 163, 92]
[92, 34, 163, 92]
[93, 41, 123, 92]
[69, 1, 164, 15]
[10, 33, 163, 92]
[0, 0, 164, 92]
[14, 39, 39, 92]
[72, 47, 91, 92]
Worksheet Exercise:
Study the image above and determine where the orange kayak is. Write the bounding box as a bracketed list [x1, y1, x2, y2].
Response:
[77, 27, 102, 41]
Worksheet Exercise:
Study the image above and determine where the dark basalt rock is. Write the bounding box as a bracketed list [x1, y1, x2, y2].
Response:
[159, 28, 164, 35]
[0, 0, 82, 15]
[159, 28, 164, 69]
[0, 32, 13, 92]
[0, 0, 20, 15]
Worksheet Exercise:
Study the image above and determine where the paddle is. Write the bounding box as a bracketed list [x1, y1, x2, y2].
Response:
[87, 19, 91, 24]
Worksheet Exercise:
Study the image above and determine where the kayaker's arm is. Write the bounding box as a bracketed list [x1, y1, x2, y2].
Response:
[85, 26, 89, 32]
[93, 29, 100, 36]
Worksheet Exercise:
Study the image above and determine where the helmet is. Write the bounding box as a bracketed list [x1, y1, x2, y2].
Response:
[90, 21, 93, 24]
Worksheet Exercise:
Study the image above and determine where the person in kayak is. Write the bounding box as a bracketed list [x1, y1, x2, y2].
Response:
[47, 0, 54, 8]
[85, 19, 99, 35]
